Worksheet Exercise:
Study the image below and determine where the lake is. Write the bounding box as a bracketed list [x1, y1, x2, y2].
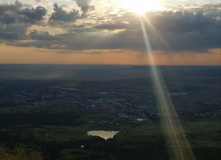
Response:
[87, 131, 119, 140]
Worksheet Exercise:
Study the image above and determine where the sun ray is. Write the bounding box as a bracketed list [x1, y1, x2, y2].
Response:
[140, 16, 196, 160]
[142, 16, 171, 50]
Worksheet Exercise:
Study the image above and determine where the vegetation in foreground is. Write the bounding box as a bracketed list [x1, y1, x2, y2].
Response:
[0, 146, 42, 160]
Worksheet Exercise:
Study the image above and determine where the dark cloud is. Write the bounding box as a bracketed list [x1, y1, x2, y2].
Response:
[193, 3, 221, 18]
[165, 3, 221, 18]
[49, 3, 80, 23]
[29, 30, 60, 40]
[0, 31, 19, 40]
[145, 11, 221, 51]
[0, 23, 29, 40]
[75, 0, 94, 17]
[0, 1, 22, 16]
[17, 6, 46, 23]
[1, 13, 17, 25]
[0, 1, 46, 24]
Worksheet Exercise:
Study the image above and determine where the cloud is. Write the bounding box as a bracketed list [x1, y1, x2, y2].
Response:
[1, 13, 17, 25]
[75, 0, 94, 17]
[165, 2, 221, 17]
[0, 1, 220, 53]
[49, 3, 80, 23]
[29, 30, 60, 40]
[93, 23, 128, 30]
[0, 1, 46, 24]
[0, 1, 22, 16]
[145, 10, 221, 51]
[18, 6, 46, 21]
[0, 23, 29, 40]
[29, 0, 50, 2]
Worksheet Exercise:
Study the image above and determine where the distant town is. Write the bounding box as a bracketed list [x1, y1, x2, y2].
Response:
[1, 83, 219, 127]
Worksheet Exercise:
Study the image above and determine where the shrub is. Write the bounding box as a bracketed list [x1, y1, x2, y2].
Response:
[0, 146, 42, 160]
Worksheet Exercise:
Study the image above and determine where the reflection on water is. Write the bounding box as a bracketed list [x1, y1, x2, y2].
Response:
[87, 131, 119, 140]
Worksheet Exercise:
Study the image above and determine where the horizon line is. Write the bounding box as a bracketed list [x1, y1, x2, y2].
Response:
[0, 63, 220, 67]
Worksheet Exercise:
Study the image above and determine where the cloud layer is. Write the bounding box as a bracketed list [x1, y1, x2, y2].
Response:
[0, 1, 220, 53]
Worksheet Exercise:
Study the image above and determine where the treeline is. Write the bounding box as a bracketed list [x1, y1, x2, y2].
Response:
[0, 113, 81, 127]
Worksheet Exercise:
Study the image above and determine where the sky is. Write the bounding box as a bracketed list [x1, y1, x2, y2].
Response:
[0, 0, 220, 65]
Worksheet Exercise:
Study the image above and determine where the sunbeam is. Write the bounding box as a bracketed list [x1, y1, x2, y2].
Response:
[140, 16, 196, 160]
[142, 16, 171, 50]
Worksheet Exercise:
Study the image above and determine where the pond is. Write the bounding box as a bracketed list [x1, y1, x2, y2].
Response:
[87, 130, 119, 140]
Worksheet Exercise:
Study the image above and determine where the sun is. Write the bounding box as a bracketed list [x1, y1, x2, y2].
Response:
[120, 0, 163, 14]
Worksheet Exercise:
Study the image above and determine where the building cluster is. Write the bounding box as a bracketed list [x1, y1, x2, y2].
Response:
[0, 83, 219, 124]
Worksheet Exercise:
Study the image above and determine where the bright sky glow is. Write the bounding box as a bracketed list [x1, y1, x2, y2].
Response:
[120, 0, 163, 14]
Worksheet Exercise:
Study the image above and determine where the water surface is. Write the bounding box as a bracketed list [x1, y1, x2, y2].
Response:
[87, 131, 119, 140]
